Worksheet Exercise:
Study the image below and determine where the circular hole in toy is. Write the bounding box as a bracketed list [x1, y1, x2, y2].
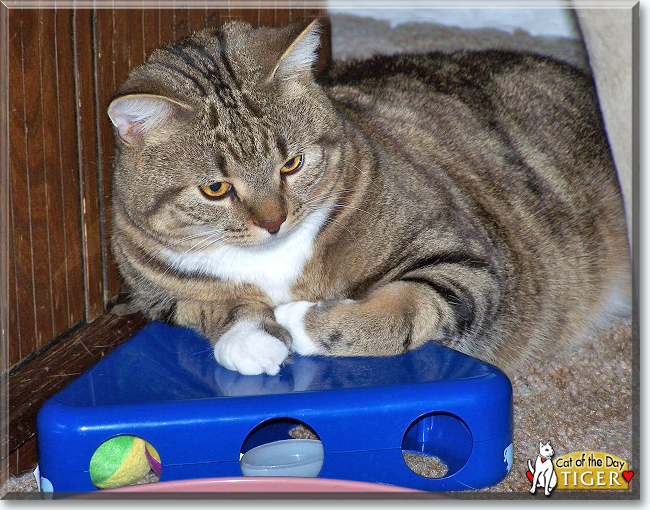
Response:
[401, 412, 473, 479]
[89, 434, 161, 489]
[240, 418, 324, 477]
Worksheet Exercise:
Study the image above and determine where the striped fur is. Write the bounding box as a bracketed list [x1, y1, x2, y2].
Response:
[110, 21, 630, 375]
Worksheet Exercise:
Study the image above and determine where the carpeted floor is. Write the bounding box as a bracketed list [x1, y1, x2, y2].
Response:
[1, 13, 635, 498]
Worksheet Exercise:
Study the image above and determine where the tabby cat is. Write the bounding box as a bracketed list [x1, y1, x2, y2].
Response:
[108, 20, 630, 376]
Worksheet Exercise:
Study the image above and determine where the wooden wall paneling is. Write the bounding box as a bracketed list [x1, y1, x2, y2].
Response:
[7, 197, 21, 368]
[95, 9, 116, 308]
[291, 0, 306, 22]
[24, 9, 55, 347]
[306, 4, 322, 21]
[173, 6, 190, 40]
[39, 8, 71, 337]
[74, 9, 104, 322]
[188, 6, 206, 32]
[9, 9, 38, 360]
[204, 7, 221, 29]
[6, 8, 20, 366]
[7, 10, 23, 367]
[7, 206, 20, 367]
[143, 7, 161, 57]
[275, 8, 292, 26]
[1, 2, 9, 375]
[127, 8, 145, 73]
[259, 6, 275, 27]
[95, 10, 121, 306]
[2, 451, 17, 485]
[288, 4, 299, 22]
[54, 9, 85, 328]
[243, 7, 259, 27]
[225, 4, 244, 23]
[15, 436, 37, 477]
[103, 9, 131, 302]
[29, 9, 58, 345]
[159, 8, 175, 46]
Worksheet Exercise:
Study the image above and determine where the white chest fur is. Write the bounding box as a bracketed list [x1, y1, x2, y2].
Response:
[162, 207, 330, 305]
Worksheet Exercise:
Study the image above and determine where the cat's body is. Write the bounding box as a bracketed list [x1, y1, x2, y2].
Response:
[109, 21, 630, 375]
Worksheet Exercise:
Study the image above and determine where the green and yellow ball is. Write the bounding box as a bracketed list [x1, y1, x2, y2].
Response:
[89, 435, 152, 489]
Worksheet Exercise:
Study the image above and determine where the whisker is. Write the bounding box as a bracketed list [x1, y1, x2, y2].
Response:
[339, 158, 383, 193]
[329, 202, 376, 218]
[185, 232, 226, 254]
[302, 207, 357, 241]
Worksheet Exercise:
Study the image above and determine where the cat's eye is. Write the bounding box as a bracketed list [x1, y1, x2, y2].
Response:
[200, 181, 233, 199]
[281, 154, 304, 175]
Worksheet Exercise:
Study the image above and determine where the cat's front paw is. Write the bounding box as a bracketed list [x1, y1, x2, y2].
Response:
[214, 320, 289, 376]
[274, 301, 319, 355]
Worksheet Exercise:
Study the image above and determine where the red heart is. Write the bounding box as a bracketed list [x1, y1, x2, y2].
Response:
[526, 471, 533, 482]
[541, 458, 547, 462]
[623, 471, 634, 482]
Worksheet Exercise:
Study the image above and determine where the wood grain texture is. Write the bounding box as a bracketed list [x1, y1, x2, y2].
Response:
[205, 7, 221, 29]
[259, 5, 275, 27]
[225, 4, 245, 23]
[7, 206, 20, 367]
[39, 9, 69, 337]
[24, 9, 55, 347]
[159, 8, 175, 46]
[143, 7, 161, 57]
[6, 312, 147, 455]
[74, 9, 104, 322]
[54, 9, 85, 329]
[15, 436, 37, 479]
[93, 10, 116, 311]
[103, 9, 129, 303]
[7, 10, 22, 367]
[188, 6, 206, 32]
[173, 7, 190, 40]
[9, 8, 37, 362]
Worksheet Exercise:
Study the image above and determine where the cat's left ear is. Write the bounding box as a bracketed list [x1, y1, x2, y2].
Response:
[108, 94, 194, 145]
[267, 19, 321, 82]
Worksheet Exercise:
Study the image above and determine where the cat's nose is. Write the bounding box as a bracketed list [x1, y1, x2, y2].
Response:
[255, 214, 287, 234]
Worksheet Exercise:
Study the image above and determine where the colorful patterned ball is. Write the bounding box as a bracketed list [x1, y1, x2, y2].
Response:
[89, 435, 152, 489]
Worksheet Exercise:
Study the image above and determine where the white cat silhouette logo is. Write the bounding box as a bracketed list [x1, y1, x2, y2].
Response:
[527, 440, 558, 496]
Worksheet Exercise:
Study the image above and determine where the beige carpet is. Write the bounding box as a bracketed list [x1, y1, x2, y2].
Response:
[2, 13, 635, 498]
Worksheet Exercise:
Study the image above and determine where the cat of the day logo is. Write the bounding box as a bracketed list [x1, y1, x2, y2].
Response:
[526, 441, 633, 495]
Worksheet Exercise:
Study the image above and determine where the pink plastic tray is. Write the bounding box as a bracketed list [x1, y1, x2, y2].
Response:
[107, 477, 423, 492]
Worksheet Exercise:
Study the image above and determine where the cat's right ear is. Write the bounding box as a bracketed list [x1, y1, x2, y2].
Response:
[266, 19, 321, 82]
[108, 94, 194, 145]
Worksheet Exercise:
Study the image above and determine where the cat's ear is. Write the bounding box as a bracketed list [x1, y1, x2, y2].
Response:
[267, 19, 321, 82]
[108, 94, 194, 144]
[539, 441, 544, 448]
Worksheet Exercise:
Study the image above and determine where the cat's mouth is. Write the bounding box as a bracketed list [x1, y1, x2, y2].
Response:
[246, 220, 298, 246]
[227, 207, 327, 248]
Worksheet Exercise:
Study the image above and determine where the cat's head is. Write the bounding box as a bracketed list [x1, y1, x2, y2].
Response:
[539, 441, 554, 458]
[109, 20, 343, 249]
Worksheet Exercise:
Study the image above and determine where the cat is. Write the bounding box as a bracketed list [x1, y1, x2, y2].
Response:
[528, 441, 558, 496]
[108, 19, 630, 376]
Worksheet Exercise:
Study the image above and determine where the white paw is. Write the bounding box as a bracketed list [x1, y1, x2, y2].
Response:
[214, 320, 289, 376]
[274, 301, 319, 355]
